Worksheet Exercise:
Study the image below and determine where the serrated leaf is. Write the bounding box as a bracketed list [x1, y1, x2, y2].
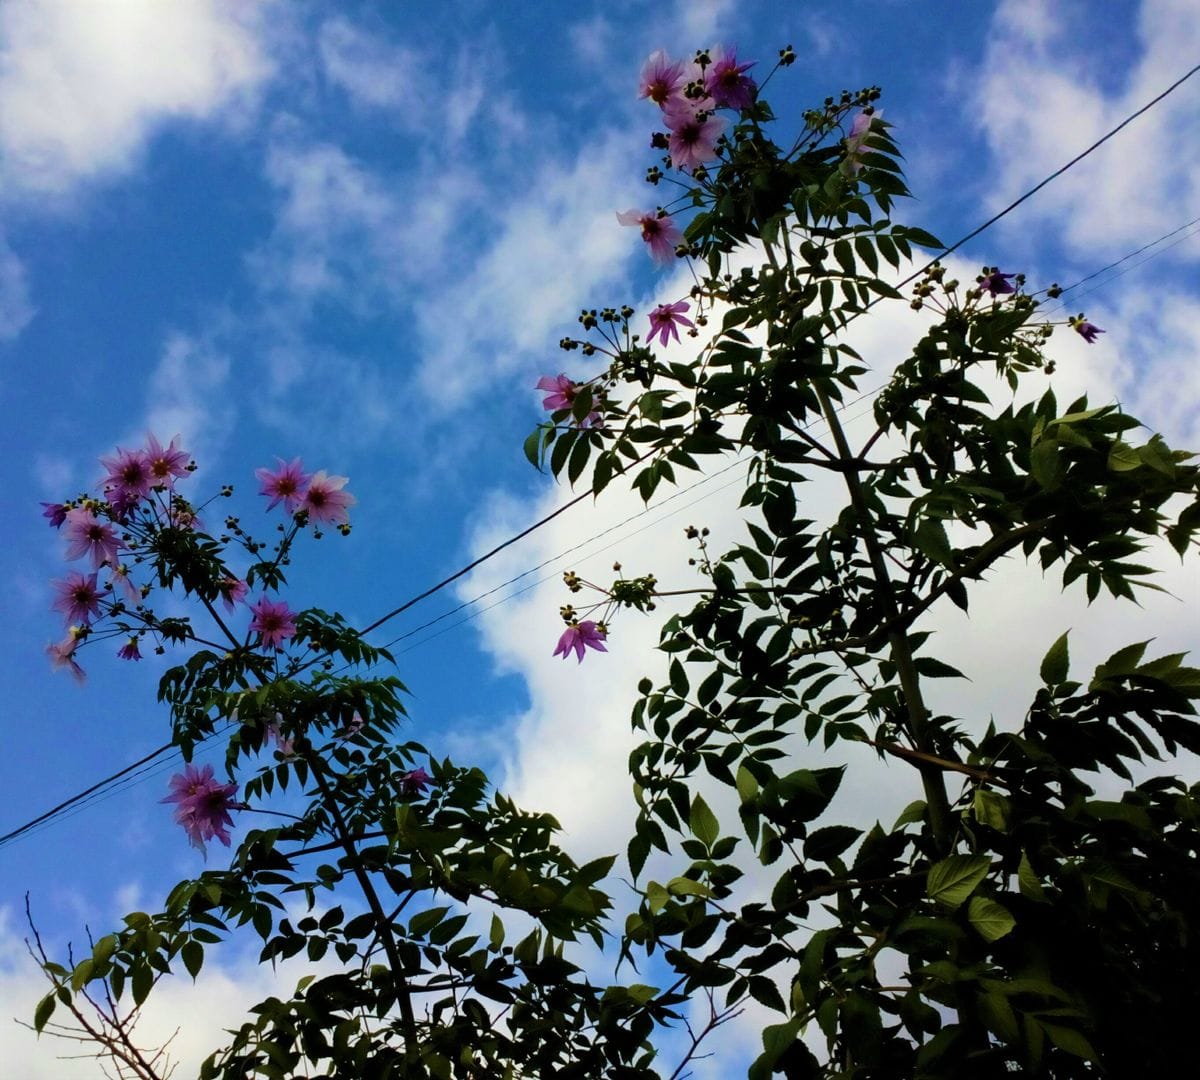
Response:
[927, 854, 991, 909]
[1018, 852, 1047, 902]
[1030, 439, 1063, 490]
[1107, 441, 1141, 472]
[1040, 631, 1070, 684]
[967, 895, 1015, 941]
[973, 789, 1011, 832]
[689, 794, 719, 848]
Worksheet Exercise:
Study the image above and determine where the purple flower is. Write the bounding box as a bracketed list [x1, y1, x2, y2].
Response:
[41, 502, 68, 528]
[553, 620, 608, 662]
[536, 375, 601, 427]
[255, 457, 311, 514]
[144, 434, 190, 489]
[100, 446, 153, 507]
[638, 49, 687, 107]
[47, 629, 86, 683]
[536, 374, 577, 412]
[111, 564, 141, 605]
[302, 470, 355, 526]
[648, 301, 695, 347]
[843, 110, 882, 175]
[265, 715, 296, 758]
[981, 270, 1016, 296]
[51, 572, 103, 625]
[704, 48, 756, 110]
[161, 763, 239, 853]
[117, 636, 142, 661]
[218, 576, 248, 613]
[63, 506, 120, 568]
[663, 100, 726, 172]
[1071, 316, 1105, 344]
[399, 766, 432, 796]
[616, 209, 682, 266]
[249, 596, 297, 650]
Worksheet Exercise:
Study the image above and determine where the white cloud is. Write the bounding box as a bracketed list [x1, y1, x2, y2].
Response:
[0, 232, 34, 340]
[143, 331, 235, 471]
[973, 0, 1200, 255]
[0, 0, 274, 198]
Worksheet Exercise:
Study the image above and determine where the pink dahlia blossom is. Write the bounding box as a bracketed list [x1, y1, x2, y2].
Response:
[638, 49, 687, 107]
[1070, 316, 1104, 344]
[399, 766, 432, 796]
[265, 715, 297, 758]
[145, 434, 190, 488]
[536, 373, 577, 411]
[111, 564, 141, 605]
[255, 457, 311, 514]
[41, 502, 68, 528]
[100, 446, 154, 506]
[302, 470, 355, 525]
[648, 301, 696, 347]
[553, 620, 608, 662]
[843, 110, 882, 175]
[218, 576, 248, 613]
[249, 596, 297, 650]
[704, 48, 756, 110]
[981, 270, 1016, 296]
[51, 572, 103, 625]
[161, 763, 239, 852]
[47, 629, 86, 683]
[63, 507, 120, 568]
[117, 636, 142, 661]
[616, 209, 682, 265]
[663, 100, 725, 172]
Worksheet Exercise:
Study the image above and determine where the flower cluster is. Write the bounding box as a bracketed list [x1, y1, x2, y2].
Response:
[638, 47, 755, 173]
[161, 763, 240, 854]
[255, 458, 356, 530]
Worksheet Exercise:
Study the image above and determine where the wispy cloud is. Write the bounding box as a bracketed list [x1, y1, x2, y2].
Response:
[0, 231, 34, 341]
[0, 0, 276, 199]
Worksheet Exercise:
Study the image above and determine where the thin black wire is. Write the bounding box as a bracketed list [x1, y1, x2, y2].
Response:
[897, 62, 1200, 287]
[6, 63, 1198, 853]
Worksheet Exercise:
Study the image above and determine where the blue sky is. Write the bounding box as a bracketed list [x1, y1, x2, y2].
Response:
[2, 1, 1198, 1074]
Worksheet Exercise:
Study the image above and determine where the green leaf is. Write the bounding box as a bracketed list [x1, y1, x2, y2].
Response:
[34, 992, 56, 1033]
[805, 825, 862, 863]
[689, 794, 720, 849]
[1107, 441, 1141, 472]
[736, 764, 760, 804]
[1042, 1022, 1099, 1061]
[967, 895, 1015, 941]
[1040, 631, 1070, 684]
[914, 518, 953, 567]
[667, 876, 712, 898]
[973, 789, 1011, 833]
[1018, 852, 1048, 902]
[927, 854, 991, 909]
[181, 941, 204, 979]
[409, 907, 449, 938]
[1030, 439, 1063, 490]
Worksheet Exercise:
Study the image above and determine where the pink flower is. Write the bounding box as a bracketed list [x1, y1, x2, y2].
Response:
[47, 628, 86, 683]
[553, 620, 608, 662]
[51, 572, 103, 625]
[844, 110, 882, 175]
[255, 457, 311, 514]
[648, 301, 696, 346]
[1071, 316, 1105, 344]
[63, 506, 120, 568]
[616, 209, 682, 266]
[161, 763, 239, 853]
[111, 564, 141, 605]
[399, 767, 432, 796]
[638, 49, 687, 107]
[981, 270, 1016, 296]
[100, 446, 153, 507]
[249, 596, 297, 650]
[663, 100, 725, 172]
[118, 636, 142, 661]
[704, 48, 756, 110]
[218, 576, 248, 613]
[144, 434, 190, 488]
[536, 374, 577, 411]
[265, 715, 296, 758]
[302, 470, 355, 526]
[41, 503, 68, 528]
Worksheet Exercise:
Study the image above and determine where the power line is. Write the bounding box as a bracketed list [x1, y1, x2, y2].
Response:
[8, 63, 1197, 853]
